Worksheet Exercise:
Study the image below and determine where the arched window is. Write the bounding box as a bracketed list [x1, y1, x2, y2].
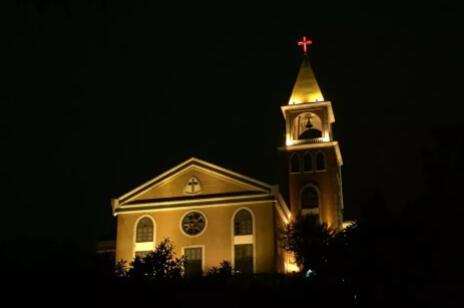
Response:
[316, 152, 325, 171]
[136, 217, 154, 243]
[232, 208, 254, 274]
[300, 185, 319, 210]
[234, 209, 253, 235]
[303, 152, 313, 172]
[290, 153, 300, 173]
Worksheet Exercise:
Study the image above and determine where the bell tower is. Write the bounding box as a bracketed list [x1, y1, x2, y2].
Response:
[280, 36, 344, 230]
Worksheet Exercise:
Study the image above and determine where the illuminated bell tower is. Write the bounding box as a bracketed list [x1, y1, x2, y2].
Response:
[281, 36, 343, 230]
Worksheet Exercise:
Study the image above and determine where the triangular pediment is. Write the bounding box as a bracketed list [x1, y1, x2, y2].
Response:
[117, 158, 273, 206]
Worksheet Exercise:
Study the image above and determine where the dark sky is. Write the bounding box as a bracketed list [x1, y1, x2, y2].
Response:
[1, 1, 462, 250]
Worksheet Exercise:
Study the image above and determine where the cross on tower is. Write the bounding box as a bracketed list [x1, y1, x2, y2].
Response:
[298, 36, 313, 55]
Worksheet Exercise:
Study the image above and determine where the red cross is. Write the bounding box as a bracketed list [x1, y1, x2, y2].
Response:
[298, 36, 313, 55]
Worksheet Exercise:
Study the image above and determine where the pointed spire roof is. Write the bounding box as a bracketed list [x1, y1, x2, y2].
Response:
[288, 57, 324, 105]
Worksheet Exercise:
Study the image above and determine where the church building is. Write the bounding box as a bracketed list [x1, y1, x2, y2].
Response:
[112, 37, 344, 275]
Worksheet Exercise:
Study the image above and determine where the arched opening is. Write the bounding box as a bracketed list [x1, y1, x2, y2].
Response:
[234, 209, 253, 235]
[136, 217, 154, 242]
[291, 112, 323, 141]
[134, 216, 155, 259]
[232, 208, 254, 274]
[316, 152, 326, 171]
[300, 185, 319, 211]
[303, 152, 313, 172]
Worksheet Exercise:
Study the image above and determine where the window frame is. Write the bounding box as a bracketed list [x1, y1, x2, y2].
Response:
[182, 245, 205, 276]
[233, 209, 253, 236]
[234, 244, 254, 274]
[231, 207, 255, 273]
[133, 215, 156, 258]
[135, 217, 155, 243]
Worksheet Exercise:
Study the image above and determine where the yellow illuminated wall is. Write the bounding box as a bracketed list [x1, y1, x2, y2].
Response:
[116, 201, 276, 273]
[113, 158, 288, 274]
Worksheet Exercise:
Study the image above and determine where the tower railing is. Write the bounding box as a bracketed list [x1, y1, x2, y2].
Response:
[291, 137, 327, 145]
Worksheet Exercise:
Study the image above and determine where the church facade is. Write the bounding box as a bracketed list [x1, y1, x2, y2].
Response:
[112, 40, 344, 274]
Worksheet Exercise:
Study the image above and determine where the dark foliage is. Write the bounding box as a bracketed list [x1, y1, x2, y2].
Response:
[125, 238, 185, 280]
[207, 260, 234, 277]
[281, 214, 332, 273]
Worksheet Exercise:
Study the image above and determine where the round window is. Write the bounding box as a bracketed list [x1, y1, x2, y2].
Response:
[181, 211, 206, 236]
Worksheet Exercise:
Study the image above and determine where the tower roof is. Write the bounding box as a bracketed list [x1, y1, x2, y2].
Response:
[288, 57, 324, 105]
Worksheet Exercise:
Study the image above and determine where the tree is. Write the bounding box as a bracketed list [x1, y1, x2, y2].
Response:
[206, 260, 234, 277]
[114, 259, 129, 277]
[281, 215, 332, 274]
[127, 238, 185, 280]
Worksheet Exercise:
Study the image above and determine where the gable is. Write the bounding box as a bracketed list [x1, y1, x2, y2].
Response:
[118, 158, 273, 206]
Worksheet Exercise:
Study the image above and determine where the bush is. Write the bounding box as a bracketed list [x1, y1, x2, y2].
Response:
[206, 260, 234, 277]
[121, 238, 185, 280]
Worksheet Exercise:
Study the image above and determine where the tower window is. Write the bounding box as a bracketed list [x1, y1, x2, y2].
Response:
[300, 185, 319, 210]
[303, 152, 313, 172]
[136, 217, 154, 243]
[290, 153, 300, 173]
[316, 152, 326, 171]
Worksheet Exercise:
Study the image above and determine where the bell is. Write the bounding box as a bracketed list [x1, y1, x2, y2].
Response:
[305, 118, 313, 129]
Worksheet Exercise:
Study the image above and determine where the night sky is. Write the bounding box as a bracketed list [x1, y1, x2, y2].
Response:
[1, 1, 461, 251]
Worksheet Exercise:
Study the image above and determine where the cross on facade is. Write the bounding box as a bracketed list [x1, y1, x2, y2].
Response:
[187, 177, 200, 193]
[298, 36, 313, 55]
